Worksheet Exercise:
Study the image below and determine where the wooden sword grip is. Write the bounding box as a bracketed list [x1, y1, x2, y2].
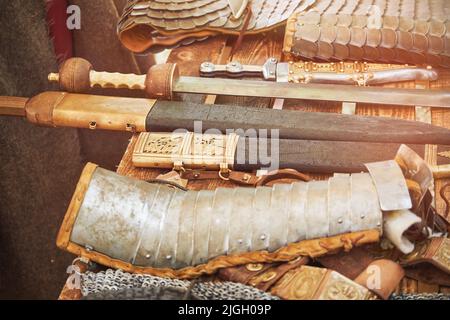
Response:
[49, 57, 180, 100]
[89, 71, 146, 90]
[0, 96, 27, 116]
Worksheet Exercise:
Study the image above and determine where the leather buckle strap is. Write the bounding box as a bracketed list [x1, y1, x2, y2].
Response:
[181, 168, 311, 186]
[229, 169, 311, 186]
[400, 238, 450, 274]
[218, 257, 309, 292]
[230, 5, 253, 57]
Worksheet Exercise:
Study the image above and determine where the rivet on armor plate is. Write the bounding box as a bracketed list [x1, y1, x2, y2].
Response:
[145, 254, 151, 259]
[361, 214, 365, 219]
[166, 255, 172, 260]
[246, 263, 264, 272]
[126, 123, 136, 132]
[338, 218, 343, 224]
[238, 239, 243, 244]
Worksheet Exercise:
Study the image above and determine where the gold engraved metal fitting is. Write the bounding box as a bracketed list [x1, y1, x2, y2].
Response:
[259, 271, 277, 282]
[246, 263, 264, 272]
[432, 238, 450, 270]
[399, 239, 429, 263]
[249, 271, 277, 287]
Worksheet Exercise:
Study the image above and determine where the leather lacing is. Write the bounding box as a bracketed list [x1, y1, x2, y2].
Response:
[231, 5, 253, 57]
[440, 182, 450, 219]
[404, 184, 450, 242]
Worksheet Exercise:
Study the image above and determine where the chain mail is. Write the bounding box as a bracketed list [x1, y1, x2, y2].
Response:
[390, 293, 450, 300]
[81, 269, 278, 300]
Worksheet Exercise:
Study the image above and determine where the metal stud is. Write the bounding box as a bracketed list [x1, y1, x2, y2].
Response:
[166, 255, 172, 260]
[338, 218, 343, 224]
[260, 234, 266, 241]
[246, 263, 264, 272]
[145, 254, 151, 259]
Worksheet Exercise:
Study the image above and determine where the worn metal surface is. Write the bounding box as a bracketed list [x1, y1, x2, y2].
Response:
[172, 76, 450, 108]
[69, 166, 395, 269]
[148, 100, 450, 145]
[365, 160, 412, 211]
[284, 0, 450, 67]
[118, 0, 313, 52]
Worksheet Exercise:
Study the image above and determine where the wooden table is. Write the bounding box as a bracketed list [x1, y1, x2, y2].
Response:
[59, 29, 450, 299]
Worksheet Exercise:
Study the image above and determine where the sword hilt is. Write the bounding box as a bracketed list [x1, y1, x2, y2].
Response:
[200, 58, 278, 81]
[48, 57, 179, 100]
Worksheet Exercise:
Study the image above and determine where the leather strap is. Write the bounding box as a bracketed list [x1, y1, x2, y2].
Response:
[400, 238, 450, 275]
[316, 247, 378, 280]
[217, 256, 309, 292]
[320, 238, 450, 288]
[246, 257, 309, 291]
[405, 264, 450, 287]
[181, 168, 311, 186]
[230, 5, 253, 57]
[181, 170, 220, 181]
[218, 248, 403, 299]
[254, 169, 311, 186]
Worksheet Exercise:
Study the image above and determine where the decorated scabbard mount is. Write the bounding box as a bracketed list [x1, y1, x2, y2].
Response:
[200, 58, 438, 86]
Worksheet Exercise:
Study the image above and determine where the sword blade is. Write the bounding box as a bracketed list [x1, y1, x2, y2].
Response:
[149, 101, 450, 145]
[174, 76, 450, 108]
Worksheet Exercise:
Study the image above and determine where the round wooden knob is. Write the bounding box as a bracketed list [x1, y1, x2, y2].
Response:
[145, 63, 179, 100]
[58, 58, 93, 93]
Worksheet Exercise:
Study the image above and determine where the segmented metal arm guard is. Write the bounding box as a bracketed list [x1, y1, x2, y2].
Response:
[56, 158, 421, 279]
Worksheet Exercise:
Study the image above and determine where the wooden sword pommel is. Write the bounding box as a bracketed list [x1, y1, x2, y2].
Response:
[48, 57, 179, 100]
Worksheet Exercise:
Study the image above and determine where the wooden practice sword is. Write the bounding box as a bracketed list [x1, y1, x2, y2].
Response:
[47, 58, 450, 108]
[1, 91, 450, 146]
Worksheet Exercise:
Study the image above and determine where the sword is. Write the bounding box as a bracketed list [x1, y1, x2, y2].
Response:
[199, 58, 439, 86]
[1, 91, 450, 146]
[47, 58, 450, 108]
[132, 131, 450, 177]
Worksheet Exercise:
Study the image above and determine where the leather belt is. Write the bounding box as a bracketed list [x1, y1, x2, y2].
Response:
[400, 238, 450, 275]
[218, 257, 404, 300]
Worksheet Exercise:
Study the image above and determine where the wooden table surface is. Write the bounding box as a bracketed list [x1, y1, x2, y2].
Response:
[59, 29, 450, 299]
